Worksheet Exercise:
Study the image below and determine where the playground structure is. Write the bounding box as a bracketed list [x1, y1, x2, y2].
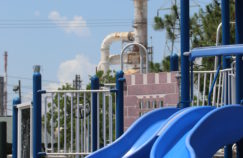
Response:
[11, 0, 243, 158]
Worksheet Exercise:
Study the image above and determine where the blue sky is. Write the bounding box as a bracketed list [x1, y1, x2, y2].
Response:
[0, 0, 211, 113]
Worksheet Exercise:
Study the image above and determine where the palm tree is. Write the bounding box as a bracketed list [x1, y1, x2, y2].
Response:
[154, 0, 180, 55]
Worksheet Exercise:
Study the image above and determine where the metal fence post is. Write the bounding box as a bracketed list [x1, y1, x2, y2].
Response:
[221, 0, 232, 157]
[235, 1, 243, 157]
[180, 0, 190, 108]
[12, 97, 20, 158]
[115, 71, 125, 139]
[33, 65, 42, 158]
[0, 122, 7, 158]
[91, 76, 99, 151]
[170, 54, 179, 72]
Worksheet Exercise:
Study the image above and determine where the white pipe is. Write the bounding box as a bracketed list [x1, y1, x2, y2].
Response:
[214, 22, 235, 70]
[45, 89, 110, 93]
[121, 43, 148, 73]
[97, 32, 135, 73]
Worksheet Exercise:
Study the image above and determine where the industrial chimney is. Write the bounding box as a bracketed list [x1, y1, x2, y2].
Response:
[4, 52, 7, 116]
[134, 0, 148, 48]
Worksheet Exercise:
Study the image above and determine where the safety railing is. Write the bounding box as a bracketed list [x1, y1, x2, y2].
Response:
[12, 66, 125, 158]
[42, 89, 116, 157]
[192, 68, 235, 107]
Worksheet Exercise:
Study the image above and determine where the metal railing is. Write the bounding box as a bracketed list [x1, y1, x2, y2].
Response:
[192, 68, 235, 107]
[42, 89, 116, 157]
[10, 66, 125, 158]
[121, 43, 149, 74]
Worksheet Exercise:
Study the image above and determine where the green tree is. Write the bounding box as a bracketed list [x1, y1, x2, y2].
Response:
[154, 0, 180, 55]
[191, 0, 235, 48]
[162, 56, 171, 72]
[149, 62, 162, 73]
[154, 0, 235, 71]
[153, 0, 180, 72]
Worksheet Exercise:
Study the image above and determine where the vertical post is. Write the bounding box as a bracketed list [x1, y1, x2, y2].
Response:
[33, 65, 42, 158]
[180, 0, 190, 108]
[18, 80, 21, 102]
[235, 0, 243, 157]
[170, 54, 179, 72]
[222, 0, 231, 69]
[115, 71, 125, 138]
[91, 76, 99, 151]
[12, 97, 20, 158]
[221, 0, 232, 157]
[0, 122, 6, 158]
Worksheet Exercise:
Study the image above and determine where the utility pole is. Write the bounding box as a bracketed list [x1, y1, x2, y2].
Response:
[73, 75, 82, 90]
[18, 80, 21, 101]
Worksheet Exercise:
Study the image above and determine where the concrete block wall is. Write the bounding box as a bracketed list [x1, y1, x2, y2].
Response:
[124, 72, 179, 130]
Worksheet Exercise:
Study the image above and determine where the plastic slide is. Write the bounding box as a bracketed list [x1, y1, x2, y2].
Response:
[151, 105, 243, 158]
[86, 107, 180, 158]
[150, 106, 214, 158]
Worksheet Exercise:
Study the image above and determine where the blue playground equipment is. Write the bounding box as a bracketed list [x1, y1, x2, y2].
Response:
[86, 108, 179, 158]
[87, 45, 243, 158]
[12, 0, 243, 158]
[87, 0, 243, 157]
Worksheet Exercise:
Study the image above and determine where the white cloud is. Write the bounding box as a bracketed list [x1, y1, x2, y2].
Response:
[44, 54, 95, 91]
[57, 54, 95, 86]
[48, 11, 90, 37]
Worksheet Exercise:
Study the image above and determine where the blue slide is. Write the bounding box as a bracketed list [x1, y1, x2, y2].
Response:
[87, 105, 243, 158]
[86, 107, 180, 158]
[151, 105, 243, 158]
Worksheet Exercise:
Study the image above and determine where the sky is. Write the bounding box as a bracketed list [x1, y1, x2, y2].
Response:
[0, 0, 211, 114]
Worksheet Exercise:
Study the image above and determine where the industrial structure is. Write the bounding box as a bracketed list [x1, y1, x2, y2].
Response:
[0, 51, 8, 116]
[97, 0, 149, 73]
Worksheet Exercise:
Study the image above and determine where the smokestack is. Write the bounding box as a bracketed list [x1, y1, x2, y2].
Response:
[133, 0, 148, 48]
[4, 52, 7, 116]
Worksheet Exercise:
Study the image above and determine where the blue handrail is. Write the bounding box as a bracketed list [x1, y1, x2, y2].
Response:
[190, 44, 243, 61]
[208, 65, 221, 105]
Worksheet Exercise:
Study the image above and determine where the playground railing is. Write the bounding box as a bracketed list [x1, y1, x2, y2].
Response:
[192, 68, 235, 107]
[12, 66, 125, 158]
[42, 89, 116, 157]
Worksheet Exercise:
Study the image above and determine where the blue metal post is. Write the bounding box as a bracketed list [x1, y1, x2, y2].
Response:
[222, 0, 231, 69]
[180, 0, 190, 108]
[12, 97, 20, 158]
[170, 54, 179, 71]
[91, 76, 99, 151]
[33, 65, 42, 158]
[221, 0, 232, 157]
[116, 71, 125, 138]
[235, 1, 243, 157]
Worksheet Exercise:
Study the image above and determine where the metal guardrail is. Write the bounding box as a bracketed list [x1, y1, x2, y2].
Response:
[42, 89, 116, 157]
[11, 66, 125, 158]
[192, 68, 235, 107]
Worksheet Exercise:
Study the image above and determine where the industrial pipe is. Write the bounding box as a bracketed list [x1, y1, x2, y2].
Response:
[97, 32, 135, 73]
